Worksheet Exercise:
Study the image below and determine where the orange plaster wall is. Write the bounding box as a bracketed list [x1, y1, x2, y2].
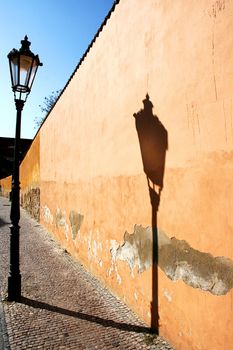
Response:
[19, 133, 40, 191]
[39, 1, 233, 349]
[0, 175, 11, 197]
[158, 272, 233, 350]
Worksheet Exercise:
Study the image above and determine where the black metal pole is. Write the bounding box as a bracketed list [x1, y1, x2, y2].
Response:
[7, 99, 24, 301]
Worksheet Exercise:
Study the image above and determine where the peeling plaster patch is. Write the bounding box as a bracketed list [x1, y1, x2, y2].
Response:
[160, 238, 233, 295]
[108, 240, 122, 285]
[116, 270, 122, 285]
[111, 225, 233, 295]
[55, 208, 69, 240]
[87, 231, 92, 261]
[110, 225, 152, 273]
[87, 244, 91, 260]
[93, 240, 98, 259]
[116, 240, 138, 270]
[64, 223, 69, 240]
[163, 289, 172, 302]
[86, 230, 103, 270]
[69, 211, 84, 240]
[110, 239, 119, 261]
[42, 205, 53, 224]
[21, 187, 40, 220]
[55, 208, 66, 227]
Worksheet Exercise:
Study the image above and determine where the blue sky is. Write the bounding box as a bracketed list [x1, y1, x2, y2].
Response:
[0, 0, 114, 139]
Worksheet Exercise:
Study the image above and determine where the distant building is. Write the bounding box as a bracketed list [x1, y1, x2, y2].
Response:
[0, 137, 32, 179]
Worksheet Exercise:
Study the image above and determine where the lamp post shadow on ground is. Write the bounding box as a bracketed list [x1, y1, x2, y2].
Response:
[7, 36, 42, 301]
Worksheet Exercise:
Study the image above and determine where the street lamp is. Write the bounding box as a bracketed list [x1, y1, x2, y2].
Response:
[7, 36, 42, 301]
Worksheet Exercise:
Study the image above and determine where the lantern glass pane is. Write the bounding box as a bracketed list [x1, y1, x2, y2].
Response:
[10, 56, 19, 87]
[19, 54, 33, 91]
[28, 60, 38, 90]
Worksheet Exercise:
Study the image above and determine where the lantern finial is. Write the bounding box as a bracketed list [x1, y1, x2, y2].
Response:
[20, 35, 31, 52]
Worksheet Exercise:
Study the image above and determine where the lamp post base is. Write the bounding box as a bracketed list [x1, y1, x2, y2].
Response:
[7, 274, 21, 301]
[7, 218, 21, 301]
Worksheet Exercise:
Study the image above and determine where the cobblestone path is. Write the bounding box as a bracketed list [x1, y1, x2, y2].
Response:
[0, 196, 174, 350]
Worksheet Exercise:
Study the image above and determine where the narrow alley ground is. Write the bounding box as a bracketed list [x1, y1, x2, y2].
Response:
[0, 196, 174, 349]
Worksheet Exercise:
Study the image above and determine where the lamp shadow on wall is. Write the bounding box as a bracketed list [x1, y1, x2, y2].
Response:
[133, 94, 168, 333]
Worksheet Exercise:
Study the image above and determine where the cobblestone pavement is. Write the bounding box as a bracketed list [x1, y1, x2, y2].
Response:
[0, 196, 175, 350]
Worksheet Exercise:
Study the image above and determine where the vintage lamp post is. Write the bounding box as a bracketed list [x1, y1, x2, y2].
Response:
[7, 36, 42, 301]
